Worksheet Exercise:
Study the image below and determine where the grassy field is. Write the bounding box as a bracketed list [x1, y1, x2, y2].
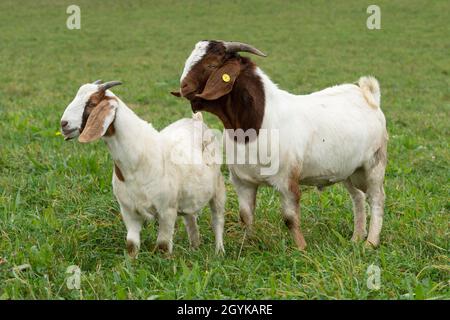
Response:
[0, 0, 448, 299]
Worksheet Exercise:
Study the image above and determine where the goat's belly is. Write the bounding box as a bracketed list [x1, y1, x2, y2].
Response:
[299, 174, 346, 187]
[229, 164, 271, 185]
[300, 156, 361, 187]
[178, 191, 214, 214]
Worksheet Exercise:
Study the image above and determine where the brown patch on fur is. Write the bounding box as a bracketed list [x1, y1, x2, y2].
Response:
[289, 167, 301, 203]
[80, 93, 117, 136]
[286, 166, 307, 250]
[178, 42, 265, 140]
[114, 163, 125, 182]
[104, 122, 115, 137]
[78, 99, 116, 143]
[283, 217, 294, 229]
[290, 218, 307, 251]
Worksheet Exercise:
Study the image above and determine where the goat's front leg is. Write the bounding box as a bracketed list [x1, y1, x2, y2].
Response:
[279, 172, 307, 250]
[231, 174, 258, 228]
[183, 214, 200, 249]
[156, 207, 177, 253]
[120, 205, 144, 258]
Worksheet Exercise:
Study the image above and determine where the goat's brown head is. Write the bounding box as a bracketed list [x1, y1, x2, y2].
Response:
[60, 80, 122, 143]
[171, 41, 267, 132]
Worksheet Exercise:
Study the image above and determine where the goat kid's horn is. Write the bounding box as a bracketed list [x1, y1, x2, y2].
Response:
[93, 79, 103, 84]
[100, 81, 122, 91]
[223, 41, 267, 57]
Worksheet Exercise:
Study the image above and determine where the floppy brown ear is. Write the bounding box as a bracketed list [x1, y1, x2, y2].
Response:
[195, 59, 241, 100]
[79, 99, 117, 143]
[170, 91, 181, 97]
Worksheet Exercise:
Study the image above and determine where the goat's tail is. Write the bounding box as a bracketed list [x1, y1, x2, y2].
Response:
[358, 76, 380, 109]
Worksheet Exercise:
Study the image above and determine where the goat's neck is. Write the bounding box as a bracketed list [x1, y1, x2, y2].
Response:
[252, 67, 286, 129]
[103, 99, 161, 175]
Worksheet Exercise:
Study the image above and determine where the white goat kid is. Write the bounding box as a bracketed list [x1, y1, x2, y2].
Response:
[61, 80, 225, 256]
[174, 40, 388, 249]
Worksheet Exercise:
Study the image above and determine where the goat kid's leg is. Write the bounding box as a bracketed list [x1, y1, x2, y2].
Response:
[343, 179, 367, 242]
[280, 178, 307, 250]
[156, 208, 177, 253]
[183, 215, 200, 249]
[232, 175, 258, 229]
[209, 175, 226, 254]
[121, 206, 144, 258]
[366, 166, 386, 247]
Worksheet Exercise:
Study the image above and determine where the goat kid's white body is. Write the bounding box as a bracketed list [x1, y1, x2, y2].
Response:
[228, 69, 387, 188]
[104, 95, 225, 254]
[107, 103, 219, 216]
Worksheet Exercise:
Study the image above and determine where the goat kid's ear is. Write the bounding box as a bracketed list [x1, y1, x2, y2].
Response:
[78, 100, 118, 143]
[195, 59, 241, 100]
[170, 91, 181, 97]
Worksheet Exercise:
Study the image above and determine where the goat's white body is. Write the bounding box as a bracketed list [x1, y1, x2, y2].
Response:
[227, 69, 387, 247]
[228, 69, 387, 187]
[109, 108, 217, 216]
[105, 96, 225, 254]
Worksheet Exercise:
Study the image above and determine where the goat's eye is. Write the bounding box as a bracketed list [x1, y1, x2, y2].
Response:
[208, 64, 218, 69]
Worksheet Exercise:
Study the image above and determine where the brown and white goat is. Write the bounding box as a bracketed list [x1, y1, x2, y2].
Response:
[172, 40, 388, 249]
[61, 81, 225, 256]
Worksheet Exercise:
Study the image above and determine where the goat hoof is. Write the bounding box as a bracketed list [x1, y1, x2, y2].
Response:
[215, 244, 225, 255]
[190, 240, 201, 250]
[351, 233, 367, 242]
[156, 241, 171, 254]
[126, 240, 139, 258]
[239, 212, 253, 228]
[364, 240, 379, 249]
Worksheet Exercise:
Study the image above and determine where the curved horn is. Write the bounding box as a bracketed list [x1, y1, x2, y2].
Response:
[100, 81, 122, 91]
[223, 41, 267, 57]
[93, 79, 103, 84]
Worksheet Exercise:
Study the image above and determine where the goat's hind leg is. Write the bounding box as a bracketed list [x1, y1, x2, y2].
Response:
[343, 178, 367, 242]
[358, 146, 387, 247]
[366, 164, 386, 248]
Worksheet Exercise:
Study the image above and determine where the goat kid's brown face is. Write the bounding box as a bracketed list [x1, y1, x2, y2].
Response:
[60, 80, 121, 143]
[172, 40, 266, 105]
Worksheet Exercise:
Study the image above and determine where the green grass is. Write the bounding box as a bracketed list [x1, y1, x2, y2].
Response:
[0, 0, 449, 299]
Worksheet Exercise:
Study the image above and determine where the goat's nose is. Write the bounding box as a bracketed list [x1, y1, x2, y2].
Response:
[61, 120, 68, 128]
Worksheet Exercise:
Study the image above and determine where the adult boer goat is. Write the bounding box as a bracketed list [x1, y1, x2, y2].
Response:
[172, 40, 388, 249]
[61, 80, 225, 256]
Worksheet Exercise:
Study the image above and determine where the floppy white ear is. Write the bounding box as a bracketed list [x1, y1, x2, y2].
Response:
[79, 99, 118, 143]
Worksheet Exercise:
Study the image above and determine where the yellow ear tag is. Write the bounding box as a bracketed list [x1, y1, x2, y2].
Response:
[222, 73, 231, 82]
